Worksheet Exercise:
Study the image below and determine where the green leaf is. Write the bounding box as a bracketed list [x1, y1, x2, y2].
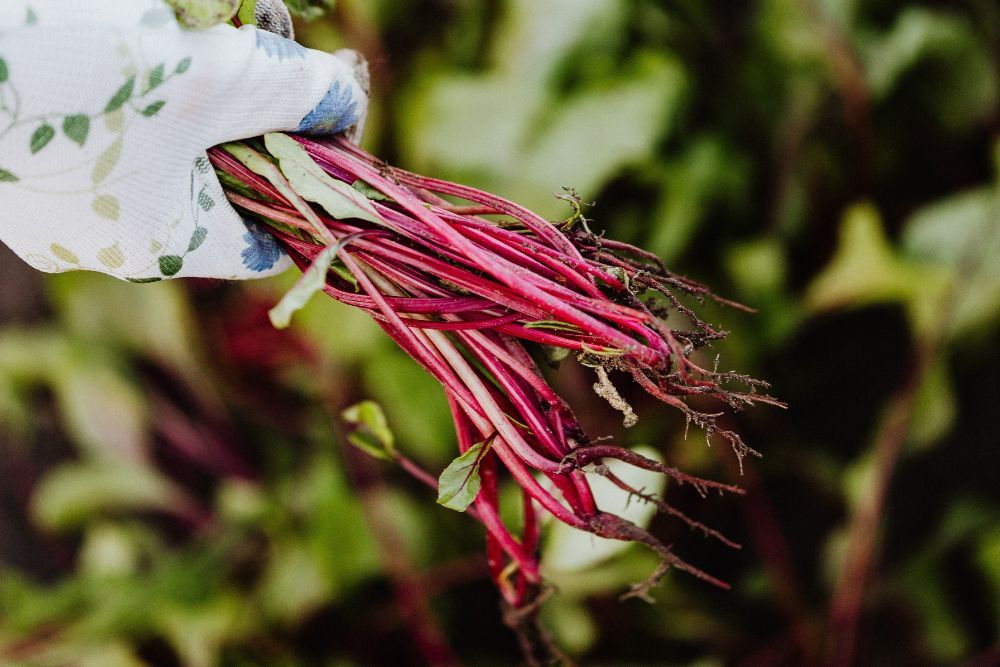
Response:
[31, 462, 186, 531]
[159, 255, 183, 276]
[220, 141, 330, 238]
[0, 168, 17, 183]
[175, 57, 192, 74]
[902, 186, 1000, 338]
[30, 123, 55, 154]
[436, 434, 497, 512]
[62, 114, 90, 147]
[264, 133, 384, 225]
[141, 100, 166, 117]
[805, 202, 949, 338]
[352, 179, 392, 202]
[188, 227, 208, 252]
[166, 0, 241, 28]
[237, 0, 258, 25]
[0, 57, 8, 83]
[105, 75, 136, 113]
[145, 64, 165, 92]
[268, 241, 346, 329]
[92, 137, 123, 184]
[51, 357, 148, 461]
[282, 0, 333, 19]
[341, 401, 397, 460]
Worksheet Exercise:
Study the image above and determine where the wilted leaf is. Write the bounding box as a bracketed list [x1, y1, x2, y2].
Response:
[265, 132, 383, 225]
[268, 241, 344, 329]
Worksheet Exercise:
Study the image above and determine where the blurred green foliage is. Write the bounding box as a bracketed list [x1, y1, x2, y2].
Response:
[1, 0, 998, 664]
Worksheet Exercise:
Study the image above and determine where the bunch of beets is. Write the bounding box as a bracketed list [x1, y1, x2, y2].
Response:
[208, 131, 779, 639]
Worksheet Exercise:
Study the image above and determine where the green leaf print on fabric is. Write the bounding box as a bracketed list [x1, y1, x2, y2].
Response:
[0, 168, 18, 182]
[92, 195, 120, 221]
[197, 188, 215, 211]
[105, 76, 136, 113]
[92, 138, 123, 185]
[50, 243, 80, 264]
[188, 227, 208, 252]
[62, 115, 90, 147]
[0, 58, 8, 83]
[142, 101, 166, 117]
[30, 123, 55, 153]
[97, 243, 125, 269]
[145, 64, 166, 93]
[159, 255, 184, 276]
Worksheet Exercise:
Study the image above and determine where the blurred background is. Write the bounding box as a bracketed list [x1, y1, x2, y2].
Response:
[1, 0, 998, 664]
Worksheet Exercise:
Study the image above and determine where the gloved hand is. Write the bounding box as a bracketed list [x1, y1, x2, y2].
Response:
[0, 0, 368, 281]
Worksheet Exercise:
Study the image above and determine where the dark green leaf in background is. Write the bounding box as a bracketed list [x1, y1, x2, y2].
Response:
[341, 400, 396, 461]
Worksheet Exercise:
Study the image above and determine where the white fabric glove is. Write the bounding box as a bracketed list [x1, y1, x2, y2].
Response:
[0, 0, 367, 281]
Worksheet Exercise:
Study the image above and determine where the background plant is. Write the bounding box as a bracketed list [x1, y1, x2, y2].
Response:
[0, 0, 998, 664]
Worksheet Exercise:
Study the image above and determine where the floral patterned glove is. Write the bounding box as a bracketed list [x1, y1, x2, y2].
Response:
[0, 0, 368, 281]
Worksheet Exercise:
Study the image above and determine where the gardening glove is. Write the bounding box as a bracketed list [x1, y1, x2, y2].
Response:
[0, 0, 368, 281]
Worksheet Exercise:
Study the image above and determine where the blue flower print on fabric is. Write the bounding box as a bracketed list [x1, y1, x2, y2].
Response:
[240, 219, 284, 272]
[296, 80, 359, 136]
[254, 29, 306, 61]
